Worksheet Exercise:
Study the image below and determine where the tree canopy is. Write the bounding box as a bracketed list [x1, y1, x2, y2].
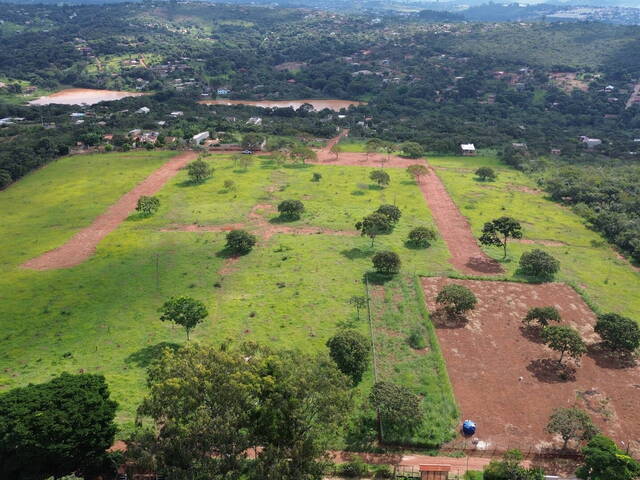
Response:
[369, 381, 423, 442]
[519, 249, 560, 280]
[226, 229, 257, 255]
[159, 296, 208, 340]
[355, 212, 394, 246]
[576, 435, 640, 480]
[547, 407, 598, 450]
[436, 284, 477, 316]
[542, 325, 587, 365]
[479, 216, 523, 258]
[595, 313, 640, 354]
[326, 329, 371, 384]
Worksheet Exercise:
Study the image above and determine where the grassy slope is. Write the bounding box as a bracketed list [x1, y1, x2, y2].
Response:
[429, 155, 640, 319]
[0, 152, 456, 443]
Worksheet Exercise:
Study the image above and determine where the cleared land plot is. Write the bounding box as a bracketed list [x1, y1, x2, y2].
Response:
[429, 156, 640, 319]
[0, 152, 454, 443]
[421, 277, 640, 456]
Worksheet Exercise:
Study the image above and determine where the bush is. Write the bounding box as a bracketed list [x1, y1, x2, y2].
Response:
[373, 465, 393, 478]
[519, 249, 560, 279]
[475, 166, 497, 181]
[339, 458, 369, 478]
[277, 199, 305, 220]
[225, 229, 257, 254]
[376, 204, 402, 224]
[372, 251, 401, 274]
[370, 169, 390, 187]
[407, 226, 437, 247]
[407, 329, 427, 349]
[326, 330, 371, 384]
[595, 313, 640, 353]
[523, 306, 561, 328]
[400, 141, 424, 158]
[312, 172, 322, 182]
[187, 159, 212, 183]
[223, 179, 235, 191]
[464, 471, 484, 480]
[436, 284, 477, 315]
[135, 195, 160, 216]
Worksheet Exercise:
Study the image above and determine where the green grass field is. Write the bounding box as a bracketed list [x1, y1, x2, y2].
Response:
[0, 151, 456, 443]
[429, 155, 640, 319]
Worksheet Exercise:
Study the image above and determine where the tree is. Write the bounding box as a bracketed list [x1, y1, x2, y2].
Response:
[376, 204, 402, 224]
[290, 146, 317, 164]
[400, 141, 424, 158]
[475, 166, 497, 181]
[355, 213, 394, 246]
[187, 159, 212, 184]
[407, 226, 437, 248]
[547, 407, 598, 450]
[312, 172, 322, 182]
[372, 251, 401, 274]
[0, 373, 117, 480]
[369, 169, 390, 187]
[595, 313, 640, 354]
[479, 217, 523, 258]
[159, 296, 208, 340]
[226, 229, 257, 254]
[326, 329, 371, 384]
[378, 141, 395, 167]
[406, 164, 429, 184]
[278, 199, 305, 220]
[436, 284, 477, 316]
[136, 195, 160, 216]
[542, 325, 587, 365]
[523, 306, 561, 328]
[365, 138, 382, 162]
[483, 450, 544, 480]
[519, 249, 560, 279]
[241, 133, 264, 151]
[369, 381, 423, 442]
[576, 435, 640, 480]
[348, 295, 367, 320]
[330, 143, 341, 160]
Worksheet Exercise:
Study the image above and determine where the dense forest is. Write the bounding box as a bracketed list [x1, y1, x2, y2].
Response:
[1, 1, 640, 262]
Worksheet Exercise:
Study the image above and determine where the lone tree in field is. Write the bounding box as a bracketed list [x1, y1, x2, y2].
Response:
[290, 146, 317, 164]
[369, 381, 423, 442]
[595, 313, 640, 355]
[326, 329, 371, 384]
[356, 212, 394, 246]
[136, 195, 160, 216]
[241, 133, 264, 151]
[523, 306, 561, 329]
[187, 159, 212, 184]
[0, 373, 117, 480]
[278, 199, 305, 220]
[370, 169, 390, 187]
[400, 141, 424, 159]
[159, 296, 208, 340]
[542, 325, 586, 365]
[330, 143, 341, 160]
[348, 295, 367, 320]
[479, 216, 523, 258]
[577, 435, 640, 480]
[407, 164, 429, 184]
[225, 229, 257, 255]
[519, 249, 560, 280]
[436, 284, 477, 316]
[372, 251, 401, 274]
[475, 166, 497, 181]
[547, 407, 598, 450]
[311, 172, 322, 182]
[407, 226, 437, 248]
[376, 204, 402, 224]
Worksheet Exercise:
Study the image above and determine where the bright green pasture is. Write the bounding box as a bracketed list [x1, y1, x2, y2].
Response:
[0, 151, 456, 443]
[429, 156, 640, 319]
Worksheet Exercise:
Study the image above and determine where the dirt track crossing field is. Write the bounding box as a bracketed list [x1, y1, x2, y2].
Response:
[421, 277, 640, 456]
[22, 151, 197, 270]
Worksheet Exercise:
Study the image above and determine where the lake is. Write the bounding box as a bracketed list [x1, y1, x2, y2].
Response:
[29, 88, 147, 106]
[198, 99, 364, 111]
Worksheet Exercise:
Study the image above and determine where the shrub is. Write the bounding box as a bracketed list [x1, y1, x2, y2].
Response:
[400, 141, 424, 158]
[407, 226, 437, 247]
[372, 251, 401, 274]
[373, 465, 393, 478]
[370, 169, 390, 187]
[519, 249, 560, 279]
[187, 159, 212, 183]
[312, 172, 322, 182]
[225, 229, 257, 254]
[339, 458, 369, 478]
[475, 166, 497, 181]
[326, 330, 371, 384]
[136, 195, 160, 215]
[376, 204, 402, 224]
[277, 199, 305, 220]
[436, 284, 477, 315]
[407, 329, 427, 349]
[223, 179, 235, 191]
[595, 313, 640, 353]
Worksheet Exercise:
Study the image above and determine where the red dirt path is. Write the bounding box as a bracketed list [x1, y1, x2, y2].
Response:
[312, 133, 502, 275]
[421, 277, 640, 456]
[22, 151, 198, 270]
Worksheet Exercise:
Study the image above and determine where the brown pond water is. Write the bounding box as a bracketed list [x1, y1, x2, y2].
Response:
[198, 99, 364, 111]
[29, 88, 147, 106]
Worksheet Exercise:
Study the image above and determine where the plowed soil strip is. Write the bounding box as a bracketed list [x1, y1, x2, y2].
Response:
[22, 151, 197, 270]
[421, 277, 640, 456]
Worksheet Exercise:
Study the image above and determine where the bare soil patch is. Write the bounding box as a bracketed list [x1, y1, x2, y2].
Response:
[549, 73, 589, 94]
[516, 238, 567, 247]
[22, 151, 198, 270]
[421, 277, 640, 456]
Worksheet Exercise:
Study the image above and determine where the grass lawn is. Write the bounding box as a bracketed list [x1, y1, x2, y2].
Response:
[429, 155, 640, 319]
[0, 151, 457, 445]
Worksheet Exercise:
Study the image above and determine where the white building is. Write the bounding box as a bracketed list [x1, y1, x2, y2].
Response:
[192, 131, 210, 145]
[460, 143, 476, 156]
[136, 107, 150, 115]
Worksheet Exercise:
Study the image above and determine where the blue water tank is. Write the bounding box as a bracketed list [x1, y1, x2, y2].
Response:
[462, 420, 476, 435]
